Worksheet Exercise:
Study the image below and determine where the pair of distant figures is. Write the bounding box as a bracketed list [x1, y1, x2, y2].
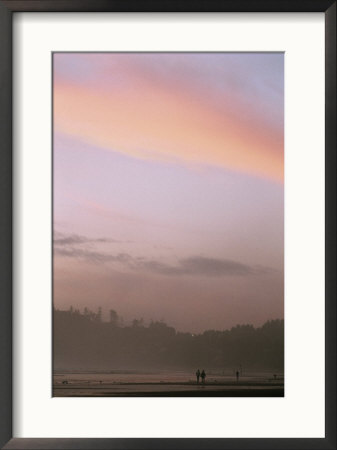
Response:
[196, 369, 240, 383]
[196, 369, 206, 384]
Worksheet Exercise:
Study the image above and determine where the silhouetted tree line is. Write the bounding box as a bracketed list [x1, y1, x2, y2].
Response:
[53, 307, 284, 371]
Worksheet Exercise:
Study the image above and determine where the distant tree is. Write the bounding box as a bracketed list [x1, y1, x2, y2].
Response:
[132, 318, 144, 328]
[109, 309, 119, 326]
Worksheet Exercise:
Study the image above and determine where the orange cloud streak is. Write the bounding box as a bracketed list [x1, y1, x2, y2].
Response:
[54, 78, 283, 182]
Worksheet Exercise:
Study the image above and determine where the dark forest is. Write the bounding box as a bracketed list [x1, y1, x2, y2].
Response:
[54, 307, 284, 372]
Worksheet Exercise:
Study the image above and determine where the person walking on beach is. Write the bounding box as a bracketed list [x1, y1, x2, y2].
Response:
[201, 369, 206, 384]
[196, 369, 201, 384]
[236, 370, 240, 383]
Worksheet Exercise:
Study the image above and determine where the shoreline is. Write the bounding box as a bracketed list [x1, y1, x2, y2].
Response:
[53, 381, 284, 397]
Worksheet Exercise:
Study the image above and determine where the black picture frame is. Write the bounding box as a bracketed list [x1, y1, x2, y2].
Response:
[0, 1, 336, 449]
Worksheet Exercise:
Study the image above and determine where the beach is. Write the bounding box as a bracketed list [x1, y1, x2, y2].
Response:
[53, 371, 284, 397]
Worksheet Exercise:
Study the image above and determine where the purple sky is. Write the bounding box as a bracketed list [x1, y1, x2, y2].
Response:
[53, 53, 284, 332]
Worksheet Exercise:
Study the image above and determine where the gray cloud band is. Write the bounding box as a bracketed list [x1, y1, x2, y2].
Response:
[54, 232, 271, 277]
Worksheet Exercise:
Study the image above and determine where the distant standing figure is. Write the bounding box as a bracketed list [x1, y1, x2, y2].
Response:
[196, 369, 201, 384]
[201, 369, 206, 384]
[236, 370, 240, 383]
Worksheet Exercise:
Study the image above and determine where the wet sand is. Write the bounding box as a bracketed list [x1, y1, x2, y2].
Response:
[53, 381, 284, 397]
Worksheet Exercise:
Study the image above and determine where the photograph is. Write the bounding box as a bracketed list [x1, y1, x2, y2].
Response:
[0, 1, 335, 447]
[52, 52, 284, 397]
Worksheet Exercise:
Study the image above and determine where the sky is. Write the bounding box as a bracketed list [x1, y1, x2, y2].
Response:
[53, 52, 284, 333]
